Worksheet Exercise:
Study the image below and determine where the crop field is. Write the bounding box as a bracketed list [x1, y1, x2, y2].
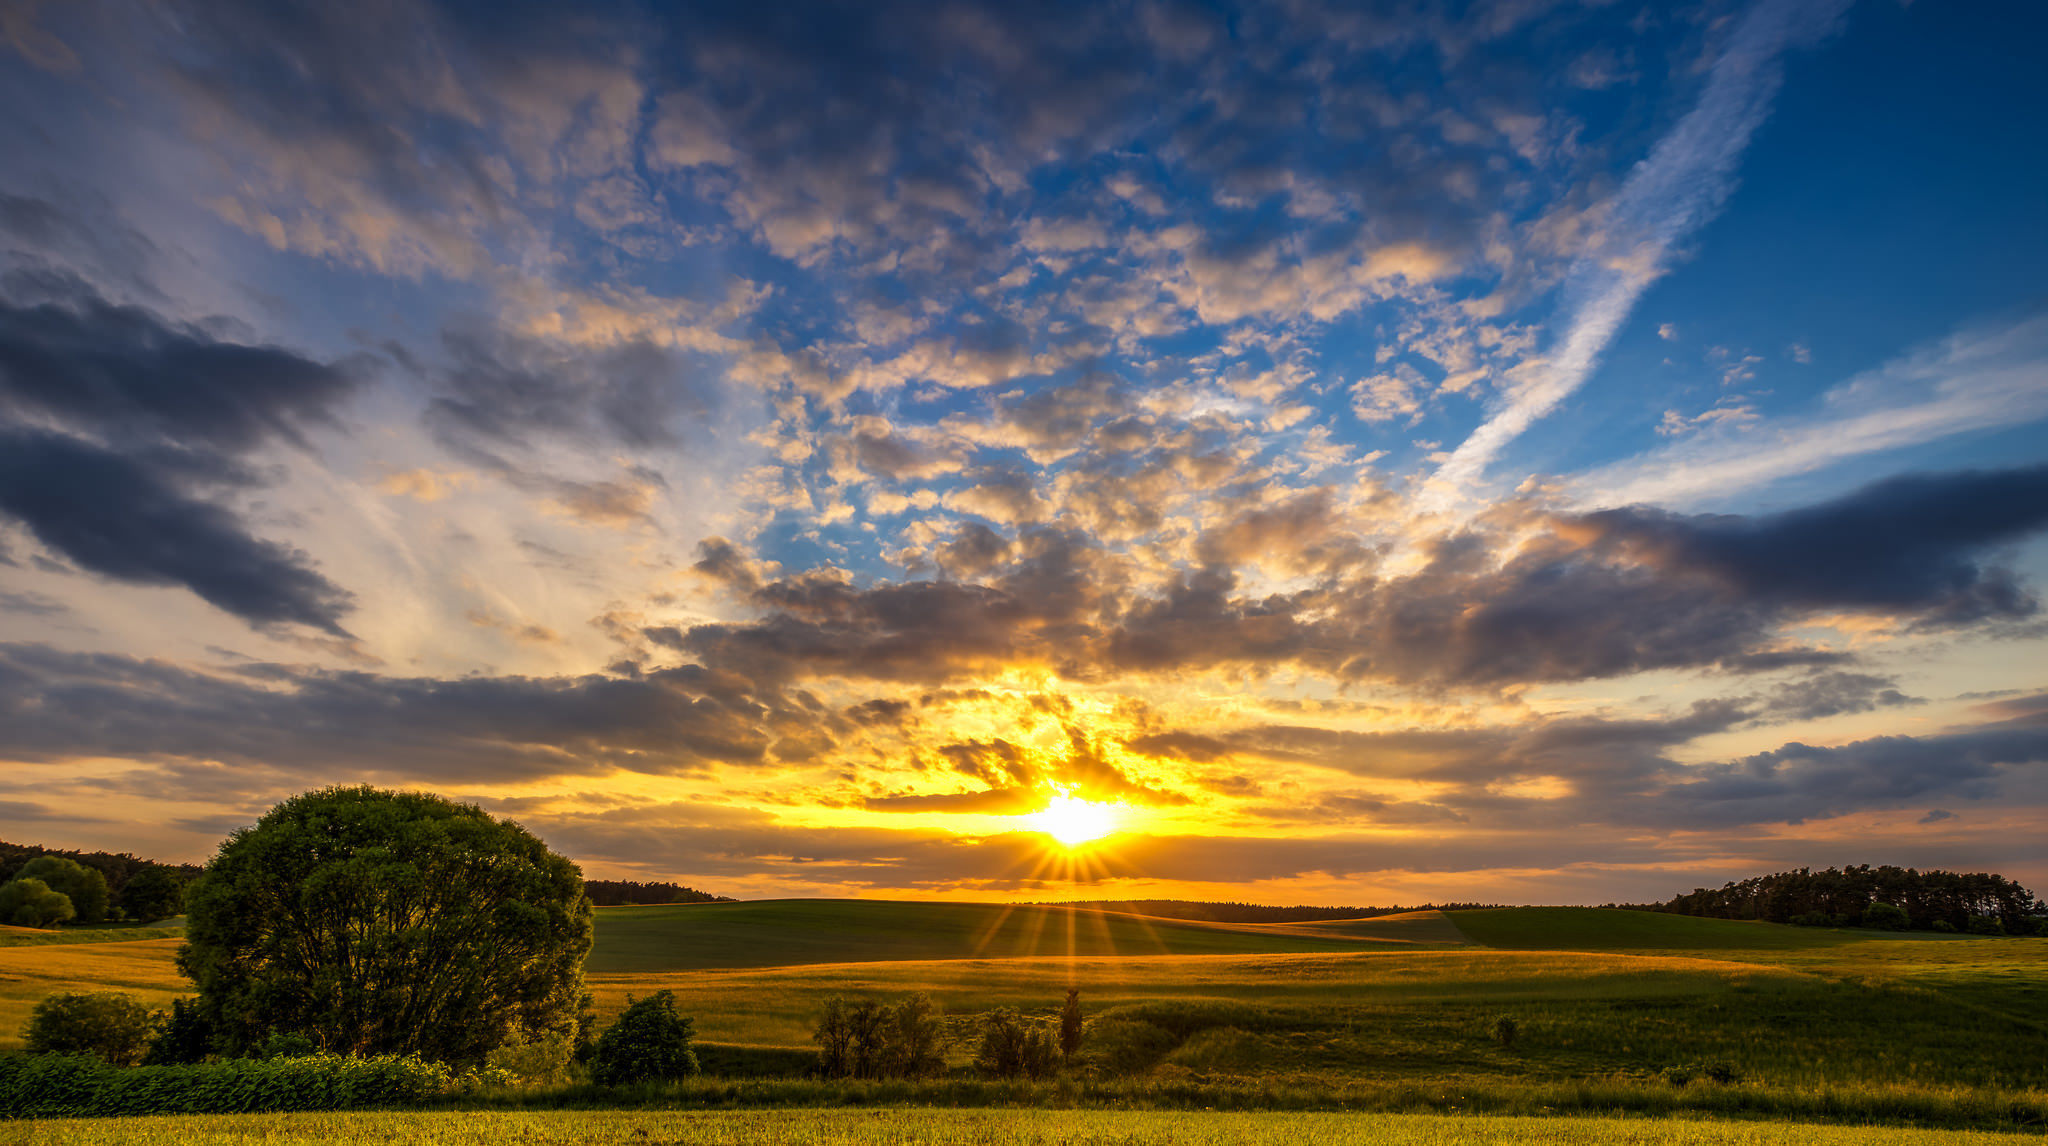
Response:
[1, 902, 2042, 1130]
[0, 1109, 2033, 1145]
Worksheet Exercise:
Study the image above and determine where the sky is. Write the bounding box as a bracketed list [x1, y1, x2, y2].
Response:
[1, 0, 2044, 906]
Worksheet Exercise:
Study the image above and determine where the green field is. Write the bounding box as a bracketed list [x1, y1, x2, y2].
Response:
[584, 900, 1458, 973]
[0, 1109, 2029, 1145]
[1, 901, 2042, 1130]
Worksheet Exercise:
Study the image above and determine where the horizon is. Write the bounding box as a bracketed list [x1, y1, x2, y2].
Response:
[3, 0, 2046, 906]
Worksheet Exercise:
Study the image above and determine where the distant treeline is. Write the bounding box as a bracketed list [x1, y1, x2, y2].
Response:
[1032, 900, 1500, 924]
[583, 879, 733, 907]
[0, 839, 199, 898]
[1649, 866, 2042, 932]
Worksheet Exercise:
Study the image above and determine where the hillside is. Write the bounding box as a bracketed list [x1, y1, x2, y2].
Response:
[584, 899, 1461, 973]
[1448, 906, 1878, 951]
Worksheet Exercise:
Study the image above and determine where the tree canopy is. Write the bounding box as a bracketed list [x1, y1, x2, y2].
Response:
[1658, 865, 2040, 932]
[177, 786, 594, 1064]
[0, 877, 74, 928]
[12, 855, 109, 925]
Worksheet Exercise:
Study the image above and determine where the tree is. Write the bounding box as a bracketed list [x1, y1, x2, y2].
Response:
[976, 1008, 1056, 1079]
[1058, 987, 1083, 1061]
[25, 992, 158, 1065]
[118, 866, 187, 924]
[0, 877, 74, 928]
[13, 856, 108, 924]
[1863, 902, 1911, 931]
[177, 786, 594, 1064]
[143, 998, 214, 1065]
[589, 991, 699, 1085]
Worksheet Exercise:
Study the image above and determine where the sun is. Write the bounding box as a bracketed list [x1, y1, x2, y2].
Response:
[1027, 792, 1119, 847]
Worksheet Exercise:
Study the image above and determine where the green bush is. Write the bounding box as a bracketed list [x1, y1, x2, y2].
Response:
[487, 1031, 576, 1087]
[975, 1008, 1056, 1080]
[11, 857, 109, 925]
[1929, 919, 1958, 933]
[0, 877, 74, 928]
[1862, 902, 1910, 931]
[143, 998, 213, 1066]
[590, 991, 699, 1086]
[0, 1052, 450, 1118]
[1967, 914, 2006, 936]
[24, 992, 158, 1066]
[813, 995, 947, 1080]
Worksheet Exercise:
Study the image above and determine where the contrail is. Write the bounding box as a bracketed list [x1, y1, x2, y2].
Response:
[1421, 0, 1852, 512]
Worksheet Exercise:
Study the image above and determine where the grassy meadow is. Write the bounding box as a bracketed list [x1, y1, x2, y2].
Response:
[0, 1109, 2031, 1146]
[1, 901, 2042, 1130]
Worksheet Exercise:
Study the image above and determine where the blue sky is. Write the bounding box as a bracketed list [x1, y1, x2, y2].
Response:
[1, 0, 2044, 903]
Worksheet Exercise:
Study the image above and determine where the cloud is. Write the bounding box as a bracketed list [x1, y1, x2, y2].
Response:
[1580, 311, 2048, 507]
[1571, 464, 2048, 624]
[0, 282, 365, 633]
[1428, 0, 1850, 504]
[0, 431, 357, 634]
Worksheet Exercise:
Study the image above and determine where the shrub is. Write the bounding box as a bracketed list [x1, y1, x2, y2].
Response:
[486, 1031, 576, 1087]
[1862, 902, 1910, 931]
[1089, 1018, 1176, 1075]
[1968, 914, 2006, 935]
[0, 877, 73, 928]
[813, 995, 948, 1080]
[1059, 987, 1083, 1061]
[1789, 911, 1833, 928]
[143, 998, 213, 1066]
[975, 1008, 1056, 1080]
[1490, 1015, 1518, 1049]
[24, 992, 158, 1066]
[590, 991, 698, 1086]
[0, 1052, 450, 1118]
[11, 856, 109, 925]
[1929, 919, 1958, 933]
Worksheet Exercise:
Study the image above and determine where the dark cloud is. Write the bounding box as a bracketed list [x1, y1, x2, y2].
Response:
[0, 642, 792, 785]
[427, 323, 712, 455]
[0, 287, 360, 452]
[0, 281, 365, 633]
[0, 430, 355, 634]
[1574, 465, 2048, 625]
[1762, 671, 1923, 722]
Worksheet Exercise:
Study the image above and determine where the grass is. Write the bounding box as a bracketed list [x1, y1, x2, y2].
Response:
[584, 900, 1450, 974]
[0, 1108, 2031, 1145]
[0, 902, 2039, 1128]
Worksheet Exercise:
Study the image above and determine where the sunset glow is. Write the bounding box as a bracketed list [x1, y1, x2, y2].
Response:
[1026, 794, 1121, 849]
[0, 1, 2042, 906]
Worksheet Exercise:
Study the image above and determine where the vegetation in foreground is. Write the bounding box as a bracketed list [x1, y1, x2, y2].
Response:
[0, 1108, 2031, 1146]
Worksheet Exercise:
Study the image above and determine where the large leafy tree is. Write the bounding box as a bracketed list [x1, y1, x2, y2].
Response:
[0, 876, 74, 927]
[177, 786, 594, 1064]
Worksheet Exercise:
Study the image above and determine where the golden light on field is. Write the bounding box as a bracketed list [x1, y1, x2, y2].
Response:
[1025, 791, 1119, 847]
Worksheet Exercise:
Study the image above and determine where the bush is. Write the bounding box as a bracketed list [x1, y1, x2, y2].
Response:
[0, 1052, 451, 1118]
[1789, 911, 1833, 928]
[143, 998, 213, 1066]
[812, 995, 947, 1080]
[0, 877, 73, 928]
[1862, 902, 1911, 931]
[975, 1008, 1056, 1080]
[1490, 1015, 1518, 1048]
[590, 991, 698, 1086]
[1967, 914, 2006, 935]
[1930, 919, 1958, 933]
[24, 992, 158, 1066]
[11, 857, 109, 925]
[1059, 987, 1083, 1061]
[487, 1031, 575, 1087]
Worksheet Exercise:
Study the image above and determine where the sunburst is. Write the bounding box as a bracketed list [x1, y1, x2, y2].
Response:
[1026, 790, 1119, 847]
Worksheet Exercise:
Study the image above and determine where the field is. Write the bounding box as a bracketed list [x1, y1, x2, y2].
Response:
[0, 902, 2042, 1131]
[0, 1109, 2030, 1146]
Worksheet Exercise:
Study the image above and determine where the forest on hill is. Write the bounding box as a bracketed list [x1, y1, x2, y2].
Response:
[0, 839, 199, 899]
[1653, 865, 2042, 932]
[582, 879, 733, 906]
